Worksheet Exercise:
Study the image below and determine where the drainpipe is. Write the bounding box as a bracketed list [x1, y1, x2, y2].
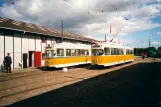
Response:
[20, 31, 25, 69]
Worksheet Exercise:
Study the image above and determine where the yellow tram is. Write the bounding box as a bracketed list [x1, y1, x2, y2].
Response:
[44, 43, 91, 68]
[91, 41, 134, 67]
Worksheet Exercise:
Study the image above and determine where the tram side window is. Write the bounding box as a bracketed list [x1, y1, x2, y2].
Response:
[111, 48, 114, 55]
[121, 49, 124, 55]
[71, 49, 76, 56]
[132, 50, 134, 54]
[76, 49, 81, 56]
[119, 49, 122, 55]
[46, 50, 55, 57]
[80, 49, 85, 56]
[104, 47, 110, 55]
[57, 49, 64, 56]
[130, 50, 133, 54]
[114, 48, 117, 55]
[129, 50, 131, 54]
[116, 48, 120, 55]
[66, 49, 71, 56]
[126, 49, 129, 55]
[85, 50, 89, 56]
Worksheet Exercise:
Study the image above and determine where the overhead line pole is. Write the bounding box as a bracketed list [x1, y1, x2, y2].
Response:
[61, 20, 63, 43]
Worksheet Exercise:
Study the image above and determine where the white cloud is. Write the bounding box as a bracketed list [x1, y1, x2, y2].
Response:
[157, 32, 161, 35]
[151, 41, 160, 45]
[0, 0, 161, 40]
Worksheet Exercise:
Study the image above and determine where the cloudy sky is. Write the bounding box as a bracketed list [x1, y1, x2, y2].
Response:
[0, 0, 161, 48]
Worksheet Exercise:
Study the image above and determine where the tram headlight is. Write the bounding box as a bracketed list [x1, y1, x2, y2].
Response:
[95, 60, 98, 63]
[46, 60, 50, 65]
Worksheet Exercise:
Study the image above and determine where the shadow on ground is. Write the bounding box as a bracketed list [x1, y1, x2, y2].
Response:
[37, 64, 91, 71]
[6, 62, 160, 107]
[37, 66, 62, 71]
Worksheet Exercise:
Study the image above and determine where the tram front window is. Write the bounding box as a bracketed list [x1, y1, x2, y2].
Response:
[45, 50, 56, 57]
[92, 49, 104, 56]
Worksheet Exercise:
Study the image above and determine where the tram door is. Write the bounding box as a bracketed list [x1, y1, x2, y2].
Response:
[23, 53, 27, 68]
[34, 51, 41, 67]
[29, 51, 34, 67]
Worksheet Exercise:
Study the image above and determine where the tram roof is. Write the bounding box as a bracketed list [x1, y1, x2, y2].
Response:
[45, 42, 91, 49]
[93, 41, 133, 49]
[96, 41, 124, 46]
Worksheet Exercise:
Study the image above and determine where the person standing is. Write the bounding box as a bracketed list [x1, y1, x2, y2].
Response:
[4, 53, 12, 73]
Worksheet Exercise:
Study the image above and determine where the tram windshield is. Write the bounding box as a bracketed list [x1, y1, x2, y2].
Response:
[92, 49, 104, 56]
[45, 50, 56, 57]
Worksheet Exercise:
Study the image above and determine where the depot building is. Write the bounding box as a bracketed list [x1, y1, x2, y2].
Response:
[0, 17, 94, 69]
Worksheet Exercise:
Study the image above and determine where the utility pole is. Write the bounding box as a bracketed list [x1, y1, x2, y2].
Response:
[61, 20, 63, 43]
[149, 38, 150, 48]
[149, 36, 151, 48]
[105, 34, 106, 42]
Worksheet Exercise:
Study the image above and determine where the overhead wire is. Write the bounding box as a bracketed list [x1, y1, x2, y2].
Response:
[3, 0, 160, 42]
[64, 0, 114, 24]
[64, 0, 127, 41]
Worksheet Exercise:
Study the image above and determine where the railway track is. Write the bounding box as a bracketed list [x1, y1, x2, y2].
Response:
[0, 68, 98, 106]
[0, 68, 89, 91]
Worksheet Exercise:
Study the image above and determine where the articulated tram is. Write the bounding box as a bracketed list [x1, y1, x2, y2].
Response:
[91, 42, 134, 67]
[44, 43, 91, 68]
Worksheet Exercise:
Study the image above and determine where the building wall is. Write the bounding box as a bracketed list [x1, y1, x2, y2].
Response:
[0, 31, 4, 67]
[0, 29, 91, 69]
[28, 34, 35, 51]
[36, 36, 41, 51]
[47, 37, 52, 46]
[5, 32, 13, 69]
[22, 33, 29, 67]
[14, 32, 21, 68]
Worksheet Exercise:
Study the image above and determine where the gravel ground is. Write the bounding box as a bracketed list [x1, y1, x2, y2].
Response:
[0, 58, 160, 107]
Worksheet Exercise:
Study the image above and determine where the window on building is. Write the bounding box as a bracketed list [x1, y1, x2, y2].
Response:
[104, 47, 110, 55]
[56, 38, 61, 43]
[57, 49, 64, 56]
[41, 36, 47, 43]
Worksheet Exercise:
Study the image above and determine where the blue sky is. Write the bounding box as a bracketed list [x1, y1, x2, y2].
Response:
[0, 0, 3, 6]
[0, 0, 161, 48]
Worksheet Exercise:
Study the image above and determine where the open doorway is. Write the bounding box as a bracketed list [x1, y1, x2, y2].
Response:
[23, 53, 28, 68]
[29, 51, 34, 67]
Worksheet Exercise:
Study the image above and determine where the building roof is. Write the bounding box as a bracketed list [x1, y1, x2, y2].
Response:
[0, 17, 96, 42]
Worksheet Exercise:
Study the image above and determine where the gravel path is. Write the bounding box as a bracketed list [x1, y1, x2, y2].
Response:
[0, 58, 160, 107]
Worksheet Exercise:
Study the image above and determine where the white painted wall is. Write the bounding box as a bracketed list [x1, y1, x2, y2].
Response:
[28, 34, 35, 51]
[51, 37, 56, 45]
[5, 35, 13, 69]
[22, 34, 29, 67]
[0, 31, 4, 67]
[47, 37, 51, 46]
[36, 36, 41, 51]
[14, 32, 21, 68]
